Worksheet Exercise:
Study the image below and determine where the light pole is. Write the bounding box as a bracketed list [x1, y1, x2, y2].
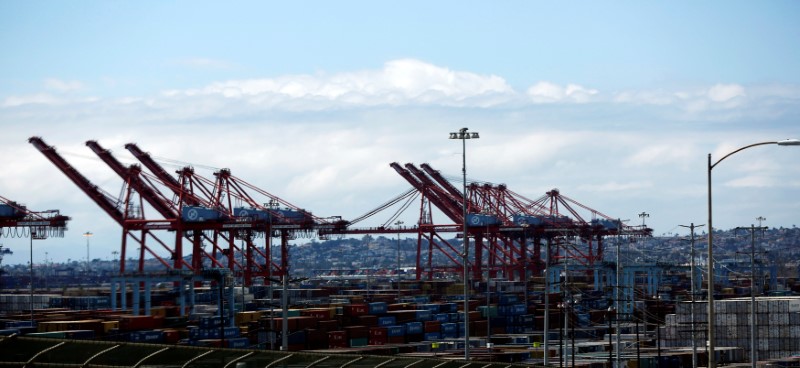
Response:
[706, 138, 799, 368]
[449, 127, 479, 361]
[736, 224, 766, 368]
[679, 222, 704, 368]
[83, 231, 93, 277]
[395, 220, 404, 299]
[30, 229, 35, 323]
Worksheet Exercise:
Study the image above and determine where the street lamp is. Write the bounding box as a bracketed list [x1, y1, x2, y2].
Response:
[449, 127, 479, 361]
[706, 138, 799, 368]
[83, 231, 93, 276]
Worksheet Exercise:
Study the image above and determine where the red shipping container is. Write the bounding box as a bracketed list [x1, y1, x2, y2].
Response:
[388, 303, 413, 311]
[162, 329, 180, 344]
[293, 316, 318, 330]
[118, 315, 157, 331]
[423, 321, 441, 333]
[369, 327, 387, 337]
[343, 325, 369, 339]
[328, 331, 347, 348]
[356, 315, 378, 327]
[317, 320, 338, 332]
[343, 304, 368, 317]
[387, 336, 405, 344]
[368, 335, 387, 346]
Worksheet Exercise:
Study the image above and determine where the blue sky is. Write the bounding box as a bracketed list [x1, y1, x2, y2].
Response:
[1, 1, 799, 264]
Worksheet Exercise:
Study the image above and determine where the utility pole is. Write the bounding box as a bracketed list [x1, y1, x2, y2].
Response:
[736, 224, 767, 368]
[679, 223, 704, 368]
[395, 220, 403, 299]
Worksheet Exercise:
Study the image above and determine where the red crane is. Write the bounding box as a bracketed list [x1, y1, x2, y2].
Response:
[124, 142, 345, 286]
[329, 162, 651, 282]
[29, 137, 176, 273]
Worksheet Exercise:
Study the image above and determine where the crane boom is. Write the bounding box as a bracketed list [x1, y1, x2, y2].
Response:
[29, 137, 126, 225]
[86, 141, 179, 219]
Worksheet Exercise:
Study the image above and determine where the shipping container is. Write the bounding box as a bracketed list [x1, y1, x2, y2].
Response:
[181, 206, 225, 222]
[512, 214, 543, 226]
[386, 325, 405, 337]
[233, 207, 271, 221]
[0, 203, 25, 218]
[129, 330, 165, 343]
[406, 322, 423, 335]
[466, 213, 501, 227]
[368, 302, 388, 315]
[377, 316, 396, 327]
[226, 337, 249, 348]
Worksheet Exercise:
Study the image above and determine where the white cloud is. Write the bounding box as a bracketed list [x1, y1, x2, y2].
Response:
[526, 82, 598, 103]
[44, 78, 83, 92]
[2, 93, 62, 107]
[165, 59, 515, 109]
[578, 181, 654, 192]
[625, 144, 697, 169]
[708, 83, 745, 102]
[725, 175, 776, 188]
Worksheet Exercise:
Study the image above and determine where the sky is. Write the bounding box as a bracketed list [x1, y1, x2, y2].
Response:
[1, 1, 799, 265]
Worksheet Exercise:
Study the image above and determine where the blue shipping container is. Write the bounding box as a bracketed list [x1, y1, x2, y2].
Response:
[406, 322, 423, 335]
[227, 337, 249, 348]
[182, 206, 224, 222]
[0, 204, 25, 218]
[498, 294, 519, 305]
[466, 213, 501, 227]
[414, 310, 433, 321]
[5, 321, 36, 329]
[417, 303, 440, 313]
[423, 332, 441, 341]
[387, 325, 405, 337]
[377, 316, 396, 327]
[233, 207, 271, 221]
[512, 214, 543, 226]
[130, 330, 165, 343]
[434, 314, 449, 323]
[368, 302, 388, 315]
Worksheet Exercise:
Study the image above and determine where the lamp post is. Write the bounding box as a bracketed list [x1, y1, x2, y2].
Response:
[30, 230, 34, 323]
[395, 220, 404, 299]
[83, 231, 93, 277]
[736, 224, 766, 368]
[450, 127, 479, 361]
[706, 138, 799, 368]
[679, 222, 704, 368]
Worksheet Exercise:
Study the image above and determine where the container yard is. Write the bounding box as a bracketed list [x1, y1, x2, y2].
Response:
[2, 137, 800, 367]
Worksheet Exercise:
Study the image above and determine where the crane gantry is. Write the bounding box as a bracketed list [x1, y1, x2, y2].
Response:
[28, 136, 649, 285]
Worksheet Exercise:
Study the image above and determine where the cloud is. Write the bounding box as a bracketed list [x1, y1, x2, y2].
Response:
[708, 83, 745, 102]
[625, 144, 697, 169]
[526, 82, 599, 103]
[577, 181, 654, 192]
[725, 175, 776, 188]
[164, 59, 516, 109]
[44, 78, 83, 92]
